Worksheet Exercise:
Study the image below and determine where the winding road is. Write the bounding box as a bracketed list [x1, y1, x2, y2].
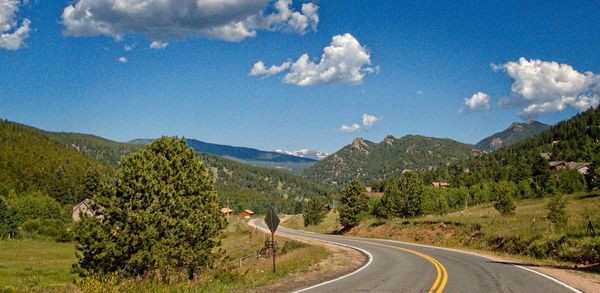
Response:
[251, 219, 582, 293]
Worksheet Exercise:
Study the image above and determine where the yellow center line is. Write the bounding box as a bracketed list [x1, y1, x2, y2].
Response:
[346, 239, 448, 293]
[277, 226, 448, 292]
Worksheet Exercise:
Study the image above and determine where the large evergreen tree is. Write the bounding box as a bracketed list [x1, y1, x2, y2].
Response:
[303, 197, 326, 227]
[380, 172, 425, 218]
[74, 137, 225, 279]
[338, 180, 368, 228]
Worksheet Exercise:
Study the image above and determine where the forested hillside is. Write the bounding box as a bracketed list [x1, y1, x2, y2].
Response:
[47, 132, 143, 166]
[203, 154, 330, 214]
[425, 107, 600, 189]
[303, 135, 479, 187]
[0, 120, 108, 203]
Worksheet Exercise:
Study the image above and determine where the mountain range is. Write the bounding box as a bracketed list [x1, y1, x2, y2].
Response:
[130, 139, 317, 172]
[302, 135, 481, 187]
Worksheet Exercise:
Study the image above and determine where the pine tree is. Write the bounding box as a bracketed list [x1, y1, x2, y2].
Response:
[303, 197, 326, 226]
[74, 137, 225, 279]
[380, 172, 425, 218]
[547, 194, 568, 230]
[493, 181, 517, 216]
[338, 180, 368, 228]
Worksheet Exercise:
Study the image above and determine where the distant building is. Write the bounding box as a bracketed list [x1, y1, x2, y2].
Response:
[549, 161, 590, 175]
[239, 209, 255, 219]
[72, 199, 104, 222]
[432, 182, 450, 188]
[365, 186, 372, 192]
[221, 207, 234, 218]
[540, 153, 552, 160]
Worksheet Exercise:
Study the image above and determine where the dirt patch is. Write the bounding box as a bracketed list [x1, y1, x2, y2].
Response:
[345, 221, 474, 246]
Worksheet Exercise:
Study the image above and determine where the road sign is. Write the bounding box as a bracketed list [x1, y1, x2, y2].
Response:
[264, 207, 280, 234]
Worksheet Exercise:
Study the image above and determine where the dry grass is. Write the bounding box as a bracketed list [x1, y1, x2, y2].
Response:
[283, 211, 341, 234]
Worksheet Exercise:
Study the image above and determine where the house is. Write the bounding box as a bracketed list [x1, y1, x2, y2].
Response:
[566, 162, 591, 175]
[540, 153, 552, 160]
[72, 199, 104, 222]
[549, 161, 591, 175]
[432, 182, 450, 188]
[221, 207, 234, 218]
[239, 209, 255, 219]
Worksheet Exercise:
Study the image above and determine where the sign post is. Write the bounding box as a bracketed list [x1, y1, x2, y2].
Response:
[264, 207, 280, 273]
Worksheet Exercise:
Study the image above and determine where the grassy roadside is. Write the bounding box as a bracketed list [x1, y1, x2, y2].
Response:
[0, 219, 330, 292]
[283, 192, 600, 269]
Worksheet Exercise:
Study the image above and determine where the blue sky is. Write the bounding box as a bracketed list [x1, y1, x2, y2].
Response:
[1, 1, 599, 153]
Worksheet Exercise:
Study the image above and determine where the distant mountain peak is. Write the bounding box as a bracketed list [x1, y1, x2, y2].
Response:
[382, 135, 395, 145]
[351, 137, 370, 150]
[476, 120, 551, 151]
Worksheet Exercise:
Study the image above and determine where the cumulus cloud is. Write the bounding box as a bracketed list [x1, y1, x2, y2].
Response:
[61, 0, 319, 43]
[495, 57, 600, 117]
[149, 41, 168, 50]
[251, 33, 376, 86]
[250, 61, 291, 77]
[340, 114, 380, 133]
[118, 56, 127, 63]
[462, 92, 491, 114]
[0, 0, 31, 50]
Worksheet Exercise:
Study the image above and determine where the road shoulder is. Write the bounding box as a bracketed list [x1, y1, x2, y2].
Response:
[248, 220, 368, 292]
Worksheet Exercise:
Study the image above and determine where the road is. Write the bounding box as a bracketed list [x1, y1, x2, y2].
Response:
[251, 219, 581, 293]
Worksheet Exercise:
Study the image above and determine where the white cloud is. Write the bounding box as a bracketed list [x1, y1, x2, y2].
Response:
[124, 44, 134, 51]
[250, 61, 291, 77]
[416, 90, 424, 95]
[118, 56, 128, 63]
[252, 33, 376, 86]
[462, 92, 491, 114]
[149, 41, 168, 50]
[340, 114, 380, 133]
[0, 0, 31, 50]
[61, 0, 319, 42]
[495, 57, 600, 117]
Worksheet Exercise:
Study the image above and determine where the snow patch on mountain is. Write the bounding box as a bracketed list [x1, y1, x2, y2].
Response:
[275, 149, 330, 160]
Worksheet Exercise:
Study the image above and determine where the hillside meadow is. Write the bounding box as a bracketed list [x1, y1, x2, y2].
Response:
[285, 192, 600, 267]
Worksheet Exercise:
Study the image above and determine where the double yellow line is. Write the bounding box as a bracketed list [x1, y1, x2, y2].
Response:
[349, 239, 449, 293]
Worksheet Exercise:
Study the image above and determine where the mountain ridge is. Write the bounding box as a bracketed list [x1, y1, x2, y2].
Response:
[302, 134, 480, 187]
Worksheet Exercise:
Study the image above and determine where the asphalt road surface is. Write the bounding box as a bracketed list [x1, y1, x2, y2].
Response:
[251, 219, 581, 293]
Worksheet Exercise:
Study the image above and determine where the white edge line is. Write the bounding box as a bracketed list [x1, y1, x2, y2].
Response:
[322, 233, 583, 293]
[291, 237, 373, 293]
[248, 220, 374, 293]
[514, 265, 583, 293]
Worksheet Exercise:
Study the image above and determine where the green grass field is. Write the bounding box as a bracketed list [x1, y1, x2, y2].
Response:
[0, 239, 76, 291]
[0, 219, 329, 292]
